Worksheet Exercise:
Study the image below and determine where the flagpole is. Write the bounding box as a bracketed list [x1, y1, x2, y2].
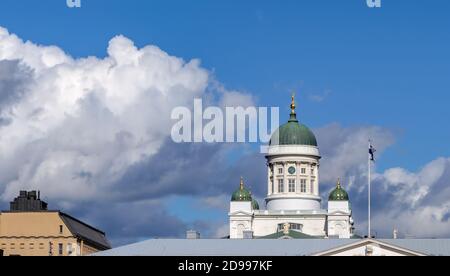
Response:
[368, 140, 371, 239]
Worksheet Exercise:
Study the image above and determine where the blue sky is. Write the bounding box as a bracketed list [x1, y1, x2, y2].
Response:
[2, 0, 448, 170]
[1, 0, 450, 243]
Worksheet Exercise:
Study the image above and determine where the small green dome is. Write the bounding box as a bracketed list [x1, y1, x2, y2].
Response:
[329, 179, 349, 201]
[231, 178, 252, 202]
[252, 199, 260, 210]
[269, 96, 317, 147]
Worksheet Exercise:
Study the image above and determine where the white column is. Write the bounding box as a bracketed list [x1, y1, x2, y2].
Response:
[267, 164, 271, 196]
[307, 163, 311, 195]
[274, 163, 278, 194]
[296, 162, 300, 194]
[283, 162, 287, 194]
[315, 162, 320, 196]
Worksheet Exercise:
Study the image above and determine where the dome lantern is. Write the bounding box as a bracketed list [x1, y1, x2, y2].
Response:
[231, 177, 252, 202]
[269, 95, 318, 147]
[329, 178, 349, 201]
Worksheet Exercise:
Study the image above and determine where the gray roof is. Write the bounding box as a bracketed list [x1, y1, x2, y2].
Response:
[93, 238, 450, 256]
[379, 239, 450, 256]
[92, 239, 356, 256]
[60, 212, 111, 250]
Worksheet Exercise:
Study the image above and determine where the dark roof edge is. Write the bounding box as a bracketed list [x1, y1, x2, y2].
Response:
[59, 212, 111, 249]
[74, 234, 112, 250]
[59, 212, 106, 236]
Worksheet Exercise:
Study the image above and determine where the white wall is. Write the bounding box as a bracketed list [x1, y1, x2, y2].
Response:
[252, 214, 327, 237]
[230, 202, 252, 213]
[266, 196, 321, 211]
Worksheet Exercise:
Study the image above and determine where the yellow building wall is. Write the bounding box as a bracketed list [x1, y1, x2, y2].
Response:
[82, 242, 100, 256]
[0, 212, 87, 256]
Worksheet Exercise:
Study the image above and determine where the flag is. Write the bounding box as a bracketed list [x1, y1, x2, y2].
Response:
[369, 142, 376, 162]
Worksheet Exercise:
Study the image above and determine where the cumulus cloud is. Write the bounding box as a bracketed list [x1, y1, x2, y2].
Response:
[0, 26, 259, 245]
[0, 27, 256, 204]
[315, 123, 450, 238]
[315, 123, 396, 188]
[367, 158, 450, 238]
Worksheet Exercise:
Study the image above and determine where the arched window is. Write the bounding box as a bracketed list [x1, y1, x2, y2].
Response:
[237, 224, 245, 239]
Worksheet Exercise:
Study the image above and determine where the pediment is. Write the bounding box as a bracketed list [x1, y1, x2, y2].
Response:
[327, 210, 350, 216]
[313, 239, 426, 256]
[229, 210, 253, 216]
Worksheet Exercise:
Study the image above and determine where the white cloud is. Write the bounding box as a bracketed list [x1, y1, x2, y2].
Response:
[312, 124, 450, 238]
[368, 158, 450, 238]
[315, 123, 396, 187]
[377, 158, 448, 207]
[0, 26, 252, 203]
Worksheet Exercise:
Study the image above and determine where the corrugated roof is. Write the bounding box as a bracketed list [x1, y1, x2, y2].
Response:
[93, 239, 450, 256]
[92, 239, 355, 256]
[59, 212, 111, 250]
[379, 239, 450, 256]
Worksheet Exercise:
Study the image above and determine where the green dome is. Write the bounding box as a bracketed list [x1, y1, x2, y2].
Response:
[252, 199, 260, 210]
[329, 179, 349, 201]
[270, 114, 318, 146]
[269, 96, 317, 146]
[231, 178, 252, 202]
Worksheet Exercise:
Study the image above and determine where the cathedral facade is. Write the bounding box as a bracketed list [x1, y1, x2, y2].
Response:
[229, 97, 355, 239]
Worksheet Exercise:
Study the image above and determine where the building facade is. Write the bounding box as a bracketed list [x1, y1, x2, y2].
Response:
[0, 191, 111, 256]
[229, 96, 355, 239]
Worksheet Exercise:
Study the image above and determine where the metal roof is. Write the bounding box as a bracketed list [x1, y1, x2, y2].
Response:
[59, 212, 111, 250]
[93, 239, 450, 256]
[92, 239, 356, 256]
[379, 239, 450, 256]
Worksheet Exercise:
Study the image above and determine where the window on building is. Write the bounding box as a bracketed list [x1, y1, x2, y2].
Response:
[277, 223, 303, 232]
[278, 179, 284, 193]
[277, 224, 284, 232]
[300, 179, 307, 193]
[311, 180, 315, 194]
[311, 167, 315, 175]
[58, 243, 63, 256]
[291, 223, 304, 232]
[278, 167, 283, 175]
[301, 168, 306, 174]
[288, 179, 296, 193]
[59, 225, 63, 234]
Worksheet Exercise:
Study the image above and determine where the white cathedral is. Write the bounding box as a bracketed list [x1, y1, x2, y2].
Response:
[229, 96, 355, 239]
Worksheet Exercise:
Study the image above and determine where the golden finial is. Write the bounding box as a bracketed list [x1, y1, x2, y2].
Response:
[290, 93, 296, 114]
[240, 177, 244, 190]
[337, 178, 341, 189]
